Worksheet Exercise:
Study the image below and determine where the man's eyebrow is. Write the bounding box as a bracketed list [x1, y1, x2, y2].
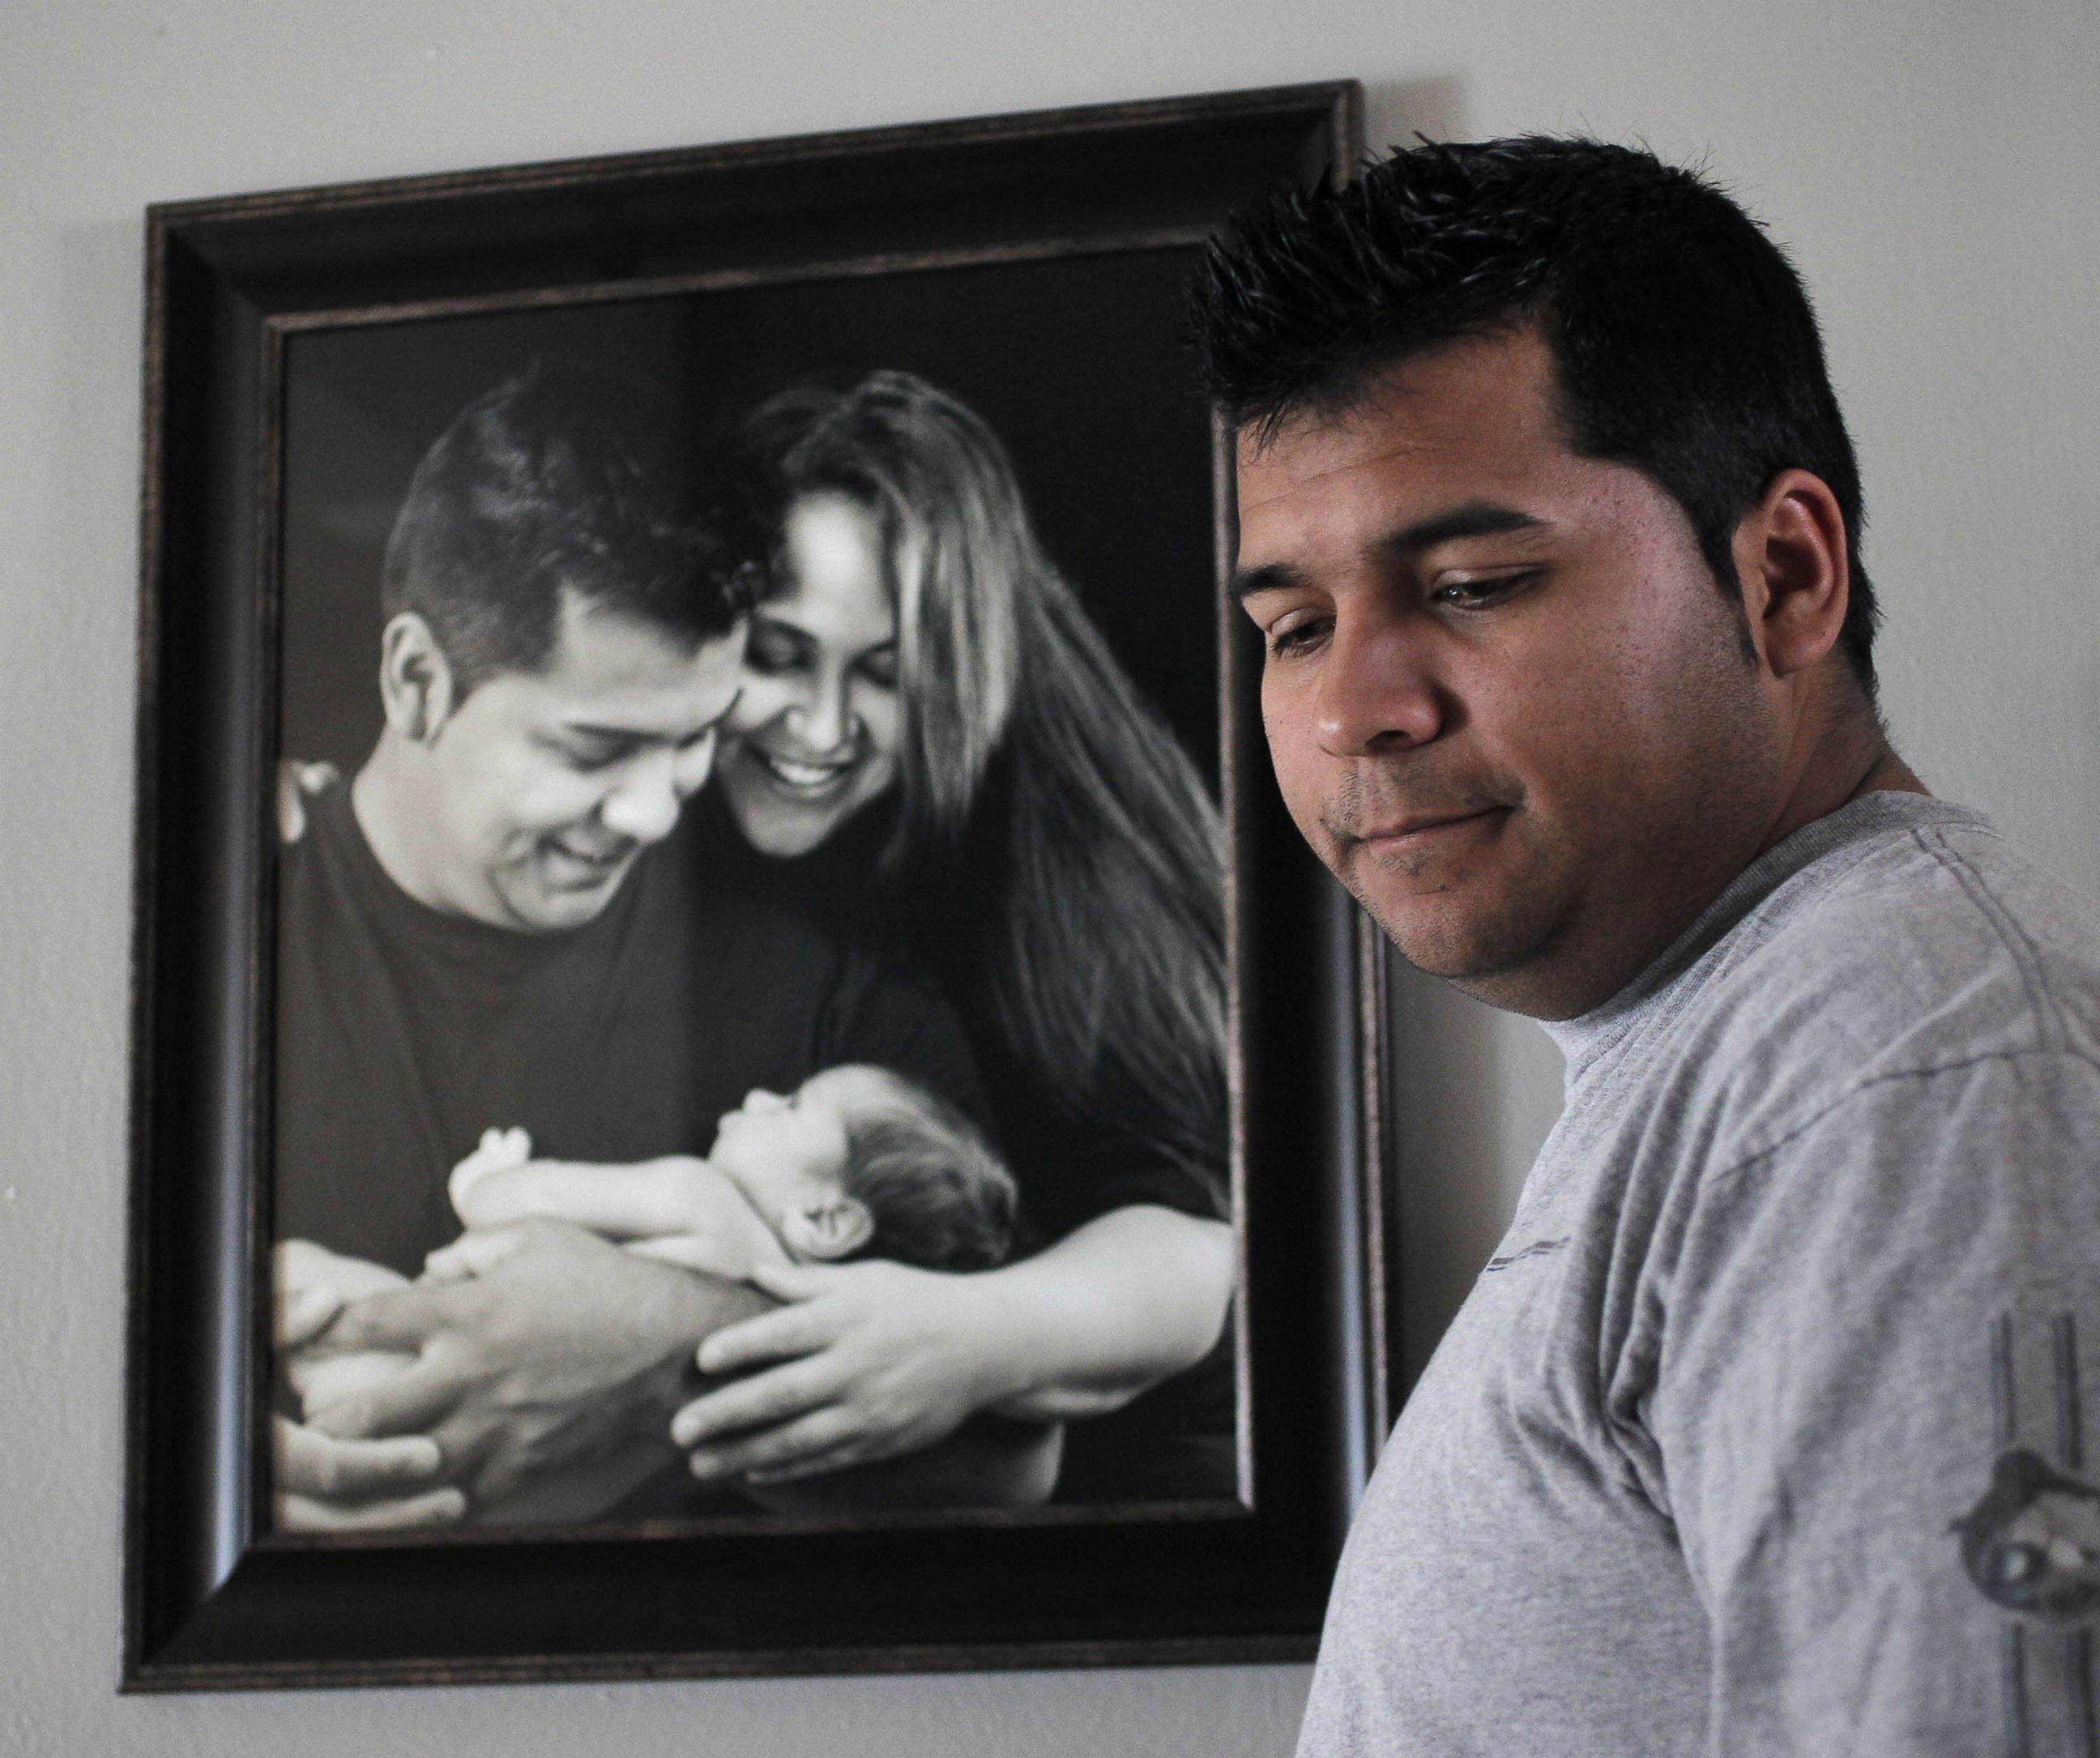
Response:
[1230, 503, 1550, 604]
[1229, 561, 1308, 603]
[554, 692, 742, 746]
[1374, 501, 1550, 556]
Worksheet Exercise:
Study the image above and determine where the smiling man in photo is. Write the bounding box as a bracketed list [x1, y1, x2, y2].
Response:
[1193, 139, 2100, 1753]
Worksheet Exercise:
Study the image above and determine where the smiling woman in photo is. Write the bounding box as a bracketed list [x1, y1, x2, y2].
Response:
[672, 370, 1237, 1501]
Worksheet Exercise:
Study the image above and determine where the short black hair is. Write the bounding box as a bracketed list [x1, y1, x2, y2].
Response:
[1190, 137, 1879, 694]
[382, 361, 760, 696]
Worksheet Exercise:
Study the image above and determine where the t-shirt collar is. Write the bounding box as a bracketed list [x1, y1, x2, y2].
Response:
[1540, 790, 1992, 1085]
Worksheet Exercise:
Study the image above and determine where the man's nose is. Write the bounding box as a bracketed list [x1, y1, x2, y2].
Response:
[1314, 607, 1445, 757]
[598, 749, 683, 845]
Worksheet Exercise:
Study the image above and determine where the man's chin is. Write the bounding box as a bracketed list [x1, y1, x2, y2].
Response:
[504, 861, 634, 932]
[1377, 920, 1514, 986]
[1352, 878, 1560, 990]
[1335, 823, 1565, 977]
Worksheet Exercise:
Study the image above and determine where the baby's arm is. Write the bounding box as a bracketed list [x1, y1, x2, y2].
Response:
[450, 1133, 720, 1240]
[438, 1130, 783, 1284]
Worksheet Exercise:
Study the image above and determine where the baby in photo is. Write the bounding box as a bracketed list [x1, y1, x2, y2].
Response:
[288, 1065, 1018, 1509]
[440, 1064, 1018, 1282]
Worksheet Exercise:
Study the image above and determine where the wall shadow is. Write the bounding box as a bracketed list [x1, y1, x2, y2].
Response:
[1381, 946, 1564, 1397]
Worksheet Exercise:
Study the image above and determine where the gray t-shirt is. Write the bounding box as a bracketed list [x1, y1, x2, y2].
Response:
[1298, 792, 2100, 1756]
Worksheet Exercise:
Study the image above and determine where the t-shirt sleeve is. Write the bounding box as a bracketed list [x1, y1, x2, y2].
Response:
[1652, 1048, 2100, 1754]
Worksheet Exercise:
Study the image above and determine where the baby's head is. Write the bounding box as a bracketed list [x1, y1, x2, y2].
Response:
[709, 1066, 1016, 1271]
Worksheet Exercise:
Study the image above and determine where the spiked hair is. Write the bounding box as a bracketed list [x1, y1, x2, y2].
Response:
[1190, 137, 1879, 693]
[382, 361, 761, 697]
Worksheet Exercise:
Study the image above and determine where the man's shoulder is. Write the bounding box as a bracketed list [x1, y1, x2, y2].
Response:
[1657, 806, 2100, 1167]
[1748, 809, 2100, 1062]
[275, 762, 361, 937]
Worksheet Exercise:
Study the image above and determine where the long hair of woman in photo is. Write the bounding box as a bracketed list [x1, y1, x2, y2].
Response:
[749, 371, 1227, 1191]
[698, 370, 1235, 1500]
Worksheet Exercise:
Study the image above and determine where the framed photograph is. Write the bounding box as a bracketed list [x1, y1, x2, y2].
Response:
[126, 81, 1389, 1690]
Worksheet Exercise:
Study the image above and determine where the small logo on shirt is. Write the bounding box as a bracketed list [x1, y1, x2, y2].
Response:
[1955, 1447, 2100, 1619]
[1482, 1235, 1569, 1274]
[1960, 1312, 2098, 1758]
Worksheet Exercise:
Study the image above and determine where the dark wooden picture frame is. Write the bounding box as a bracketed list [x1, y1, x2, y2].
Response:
[126, 81, 1389, 1691]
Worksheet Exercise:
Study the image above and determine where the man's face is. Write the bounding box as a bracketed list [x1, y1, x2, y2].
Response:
[422, 595, 745, 931]
[1235, 327, 1786, 1018]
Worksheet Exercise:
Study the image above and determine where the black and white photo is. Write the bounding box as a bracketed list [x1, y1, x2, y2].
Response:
[125, 83, 1382, 1687]
[268, 336, 1236, 1529]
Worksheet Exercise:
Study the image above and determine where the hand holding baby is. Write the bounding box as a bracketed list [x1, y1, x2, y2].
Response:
[271, 1239, 463, 1531]
[280, 1065, 1018, 1517]
[437, 1069, 1027, 1488]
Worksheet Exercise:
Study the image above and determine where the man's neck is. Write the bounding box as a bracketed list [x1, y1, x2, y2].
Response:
[1492, 693, 1927, 1022]
[1755, 688, 1927, 861]
[351, 734, 465, 918]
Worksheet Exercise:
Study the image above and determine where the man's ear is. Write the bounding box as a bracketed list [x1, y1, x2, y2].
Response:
[1731, 468, 1850, 682]
[780, 1197, 875, 1263]
[378, 612, 459, 745]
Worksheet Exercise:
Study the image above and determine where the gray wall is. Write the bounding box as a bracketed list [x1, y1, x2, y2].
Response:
[3, 0, 2094, 1752]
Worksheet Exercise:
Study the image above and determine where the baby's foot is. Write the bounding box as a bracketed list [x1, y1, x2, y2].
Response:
[449, 1125, 533, 1218]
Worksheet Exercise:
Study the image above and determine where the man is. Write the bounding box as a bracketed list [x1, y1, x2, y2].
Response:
[272, 366, 1014, 1528]
[1192, 139, 2100, 1752]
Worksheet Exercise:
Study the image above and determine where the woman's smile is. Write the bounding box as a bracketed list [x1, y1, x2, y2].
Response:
[748, 741, 864, 796]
